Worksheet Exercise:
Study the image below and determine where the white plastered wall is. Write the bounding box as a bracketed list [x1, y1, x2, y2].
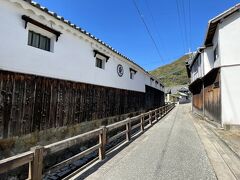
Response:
[0, 0, 162, 93]
[221, 67, 240, 125]
[218, 11, 240, 125]
[219, 11, 240, 66]
[203, 47, 214, 75]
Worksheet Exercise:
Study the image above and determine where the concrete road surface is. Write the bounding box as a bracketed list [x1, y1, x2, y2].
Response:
[75, 104, 217, 180]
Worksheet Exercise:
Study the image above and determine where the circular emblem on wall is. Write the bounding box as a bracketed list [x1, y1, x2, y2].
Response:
[117, 64, 124, 77]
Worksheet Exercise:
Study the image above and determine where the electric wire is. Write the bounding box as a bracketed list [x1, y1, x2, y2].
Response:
[176, 0, 187, 53]
[132, 0, 165, 63]
[188, 0, 192, 52]
[181, 0, 189, 50]
[144, 0, 166, 58]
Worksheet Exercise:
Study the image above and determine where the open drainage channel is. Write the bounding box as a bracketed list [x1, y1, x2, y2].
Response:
[43, 126, 142, 180]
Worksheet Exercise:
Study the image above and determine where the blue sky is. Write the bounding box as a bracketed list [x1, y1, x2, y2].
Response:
[36, 0, 239, 70]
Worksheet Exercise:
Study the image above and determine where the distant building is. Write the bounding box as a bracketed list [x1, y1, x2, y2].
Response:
[186, 4, 240, 128]
[165, 85, 190, 104]
[0, 0, 164, 138]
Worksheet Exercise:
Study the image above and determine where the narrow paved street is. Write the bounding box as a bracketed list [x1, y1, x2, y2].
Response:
[75, 104, 217, 180]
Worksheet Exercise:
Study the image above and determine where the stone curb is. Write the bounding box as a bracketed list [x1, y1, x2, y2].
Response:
[191, 112, 240, 160]
[208, 127, 240, 161]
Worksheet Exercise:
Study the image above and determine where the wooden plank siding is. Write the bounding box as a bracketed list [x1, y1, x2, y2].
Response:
[145, 85, 165, 111]
[204, 69, 221, 123]
[191, 80, 204, 115]
[0, 70, 164, 139]
[192, 89, 203, 114]
[190, 68, 221, 123]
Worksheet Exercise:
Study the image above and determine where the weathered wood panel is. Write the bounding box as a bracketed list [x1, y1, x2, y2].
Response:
[190, 79, 203, 115]
[0, 70, 164, 138]
[204, 69, 221, 123]
[145, 85, 165, 110]
[192, 90, 203, 114]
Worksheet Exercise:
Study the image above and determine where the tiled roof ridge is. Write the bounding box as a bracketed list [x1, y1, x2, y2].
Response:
[22, 0, 157, 78]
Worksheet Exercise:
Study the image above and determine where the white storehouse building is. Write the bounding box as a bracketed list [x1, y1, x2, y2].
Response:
[186, 3, 240, 128]
[0, 0, 165, 138]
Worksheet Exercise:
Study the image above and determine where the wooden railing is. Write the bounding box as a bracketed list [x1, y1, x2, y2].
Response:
[0, 103, 175, 179]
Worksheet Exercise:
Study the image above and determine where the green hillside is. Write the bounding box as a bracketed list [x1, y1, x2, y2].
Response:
[149, 54, 191, 87]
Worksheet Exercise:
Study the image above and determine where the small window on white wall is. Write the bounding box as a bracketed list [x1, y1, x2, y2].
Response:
[96, 58, 105, 69]
[93, 50, 109, 70]
[150, 78, 154, 86]
[28, 31, 51, 51]
[130, 71, 134, 79]
[129, 68, 137, 80]
[22, 15, 61, 52]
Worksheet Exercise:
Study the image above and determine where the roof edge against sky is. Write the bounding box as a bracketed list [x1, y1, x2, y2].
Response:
[188, 3, 240, 72]
[204, 3, 240, 46]
[188, 47, 204, 69]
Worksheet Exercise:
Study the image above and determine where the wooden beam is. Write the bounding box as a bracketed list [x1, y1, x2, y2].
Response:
[126, 119, 131, 142]
[149, 111, 153, 126]
[44, 128, 102, 155]
[99, 126, 107, 161]
[140, 116, 144, 132]
[107, 118, 130, 131]
[30, 146, 44, 180]
[131, 123, 141, 130]
[108, 130, 128, 143]
[0, 151, 33, 174]
[46, 143, 100, 173]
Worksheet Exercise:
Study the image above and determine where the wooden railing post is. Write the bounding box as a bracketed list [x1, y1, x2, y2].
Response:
[153, 110, 156, 121]
[99, 126, 107, 161]
[126, 118, 131, 142]
[149, 111, 153, 126]
[140, 115, 144, 132]
[28, 162, 32, 180]
[155, 110, 158, 121]
[30, 146, 44, 180]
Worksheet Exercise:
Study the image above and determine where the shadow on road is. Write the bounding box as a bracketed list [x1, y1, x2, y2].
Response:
[76, 131, 143, 179]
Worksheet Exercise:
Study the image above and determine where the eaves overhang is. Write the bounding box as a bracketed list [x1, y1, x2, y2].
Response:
[204, 3, 240, 46]
[188, 78, 202, 93]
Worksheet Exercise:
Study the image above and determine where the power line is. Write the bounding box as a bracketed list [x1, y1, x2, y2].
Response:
[188, 0, 192, 52]
[144, 0, 166, 56]
[132, 0, 164, 63]
[181, 0, 189, 50]
[176, 0, 192, 53]
[176, 0, 186, 53]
